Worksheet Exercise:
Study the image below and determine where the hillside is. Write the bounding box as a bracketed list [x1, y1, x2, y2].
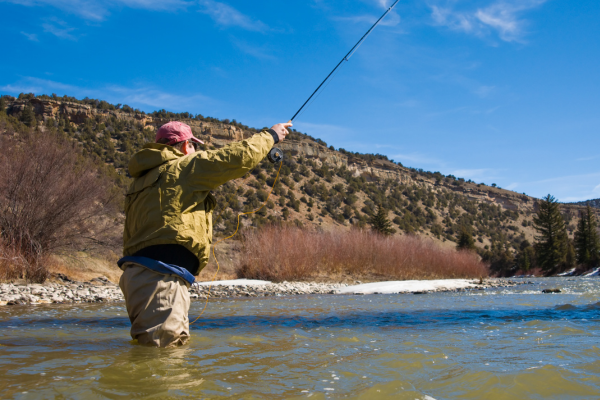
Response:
[1, 93, 598, 275]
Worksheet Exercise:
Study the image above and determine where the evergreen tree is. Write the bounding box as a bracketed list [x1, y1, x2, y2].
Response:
[0, 96, 7, 114]
[20, 103, 36, 127]
[457, 226, 476, 251]
[574, 205, 600, 267]
[515, 240, 535, 272]
[370, 204, 395, 236]
[533, 194, 569, 273]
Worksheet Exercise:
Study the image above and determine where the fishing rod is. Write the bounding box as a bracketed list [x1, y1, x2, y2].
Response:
[289, 0, 401, 122]
[192, 1, 401, 321]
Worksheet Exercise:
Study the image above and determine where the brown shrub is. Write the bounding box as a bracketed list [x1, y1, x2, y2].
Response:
[237, 226, 488, 282]
[0, 240, 48, 282]
[0, 130, 118, 282]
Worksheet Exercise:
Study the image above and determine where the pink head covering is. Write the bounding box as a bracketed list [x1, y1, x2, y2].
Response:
[155, 121, 204, 146]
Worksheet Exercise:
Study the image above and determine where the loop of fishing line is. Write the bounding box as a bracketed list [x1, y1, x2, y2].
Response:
[190, 161, 283, 324]
[190, 0, 400, 324]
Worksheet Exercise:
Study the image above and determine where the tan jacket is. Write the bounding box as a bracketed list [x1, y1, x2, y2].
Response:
[123, 131, 274, 272]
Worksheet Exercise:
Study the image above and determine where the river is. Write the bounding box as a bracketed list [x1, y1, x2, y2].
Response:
[1, 277, 599, 399]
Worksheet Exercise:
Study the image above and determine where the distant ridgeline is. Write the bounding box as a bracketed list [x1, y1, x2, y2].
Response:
[569, 198, 600, 209]
[1, 93, 597, 275]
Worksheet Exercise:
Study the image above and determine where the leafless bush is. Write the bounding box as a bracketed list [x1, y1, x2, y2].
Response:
[0, 130, 118, 282]
[237, 226, 488, 282]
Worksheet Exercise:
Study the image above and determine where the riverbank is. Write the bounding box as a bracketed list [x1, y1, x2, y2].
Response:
[0, 277, 530, 305]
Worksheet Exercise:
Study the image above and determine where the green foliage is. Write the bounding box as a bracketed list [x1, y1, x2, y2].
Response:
[574, 205, 600, 267]
[457, 227, 476, 251]
[533, 194, 570, 273]
[515, 240, 535, 272]
[20, 104, 36, 127]
[370, 204, 395, 236]
[0, 93, 552, 251]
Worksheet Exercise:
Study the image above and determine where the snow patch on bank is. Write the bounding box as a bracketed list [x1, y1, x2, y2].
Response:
[337, 279, 477, 295]
[194, 279, 271, 287]
[584, 267, 600, 277]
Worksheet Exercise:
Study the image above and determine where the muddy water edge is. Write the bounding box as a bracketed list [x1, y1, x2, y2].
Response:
[1, 277, 599, 399]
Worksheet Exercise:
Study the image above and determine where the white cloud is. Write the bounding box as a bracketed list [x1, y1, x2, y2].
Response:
[2, 0, 190, 21]
[231, 39, 276, 61]
[0, 83, 44, 93]
[473, 85, 495, 98]
[198, 0, 267, 32]
[392, 152, 443, 166]
[0, 76, 216, 112]
[450, 168, 501, 182]
[520, 172, 600, 202]
[294, 122, 351, 140]
[108, 85, 212, 110]
[431, 5, 473, 33]
[42, 20, 76, 40]
[430, 0, 547, 43]
[20, 31, 39, 41]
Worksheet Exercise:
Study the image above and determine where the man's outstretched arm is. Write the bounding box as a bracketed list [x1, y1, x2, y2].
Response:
[178, 121, 292, 190]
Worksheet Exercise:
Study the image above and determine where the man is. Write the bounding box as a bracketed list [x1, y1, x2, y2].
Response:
[118, 120, 291, 347]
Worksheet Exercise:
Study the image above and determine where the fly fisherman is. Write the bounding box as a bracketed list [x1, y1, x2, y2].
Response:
[118, 120, 291, 347]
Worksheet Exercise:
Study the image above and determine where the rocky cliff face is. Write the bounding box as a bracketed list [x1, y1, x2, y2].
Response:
[3, 97, 587, 216]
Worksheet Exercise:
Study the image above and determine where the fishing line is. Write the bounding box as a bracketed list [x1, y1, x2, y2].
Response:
[290, 0, 401, 122]
[293, 65, 344, 122]
[190, 161, 283, 324]
[190, 0, 399, 323]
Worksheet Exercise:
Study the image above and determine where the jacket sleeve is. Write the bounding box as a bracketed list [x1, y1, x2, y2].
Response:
[176, 131, 275, 191]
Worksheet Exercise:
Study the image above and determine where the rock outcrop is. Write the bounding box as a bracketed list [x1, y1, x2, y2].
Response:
[3, 97, 589, 215]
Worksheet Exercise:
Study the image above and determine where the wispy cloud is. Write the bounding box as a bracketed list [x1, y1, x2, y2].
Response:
[473, 84, 495, 98]
[198, 0, 267, 32]
[231, 39, 276, 61]
[430, 0, 547, 43]
[332, 1, 401, 28]
[0, 76, 216, 112]
[575, 155, 599, 162]
[108, 85, 212, 110]
[0, 83, 44, 93]
[450, 168, 501, 182]
[392, 152, 443, 166]
[519, 172, 600, 202]
[42, 19, 76, 40]
[294, 122, 352, 140]
[20, 31, 39, 41]
[3, 0, 189, 21]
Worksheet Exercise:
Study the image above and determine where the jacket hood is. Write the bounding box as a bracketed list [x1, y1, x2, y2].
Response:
[128, 143, 182, 178]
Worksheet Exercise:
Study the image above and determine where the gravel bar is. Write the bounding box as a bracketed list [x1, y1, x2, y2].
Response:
[0, 278, 526, 305]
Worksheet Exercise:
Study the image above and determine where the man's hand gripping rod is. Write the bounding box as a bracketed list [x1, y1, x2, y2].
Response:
[268, 0, 400, 164]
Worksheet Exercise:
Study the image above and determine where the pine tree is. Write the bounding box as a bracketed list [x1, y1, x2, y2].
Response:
[457, 226, 476, 251]
[516, 240, 535, 272]
[0, 96, 7, 114]
[370, 204, 395, 236]
[20, 104, 36, 127]
[533, 194, 569, 273]
[574, 205, 600, 267]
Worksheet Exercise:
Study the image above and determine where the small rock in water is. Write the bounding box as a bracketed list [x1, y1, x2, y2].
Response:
[542, 288, 561, 293]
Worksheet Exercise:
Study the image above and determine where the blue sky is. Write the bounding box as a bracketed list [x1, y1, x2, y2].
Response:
[1, 0, 599, 202]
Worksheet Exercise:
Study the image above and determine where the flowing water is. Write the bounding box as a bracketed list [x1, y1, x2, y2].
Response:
[1, 277, 599, 399]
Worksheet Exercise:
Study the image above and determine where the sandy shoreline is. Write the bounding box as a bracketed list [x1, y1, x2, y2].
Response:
[0, 277, 526, 306]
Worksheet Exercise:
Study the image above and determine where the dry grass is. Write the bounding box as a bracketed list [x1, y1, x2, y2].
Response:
[0, 240, 123, 283]
[0, 240, 48, 282]
[237, 226, 488, 282]
[47, 252, 123, 283]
